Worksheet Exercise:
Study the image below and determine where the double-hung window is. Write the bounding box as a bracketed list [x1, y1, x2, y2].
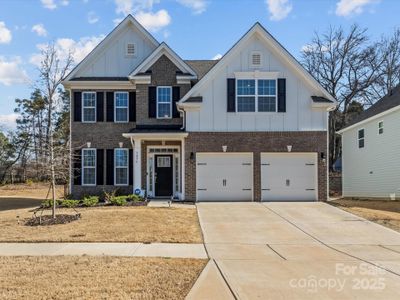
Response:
[236, 79, 276, 112]
[82, 92, 96, 122]
[157, 86, 172, 119]
[115, 92, 128, 122]
[82, 148, 96, 186]
[115, 148, 128, 185]
[358, 129, 365, 148]
[378, 121, 384, 135]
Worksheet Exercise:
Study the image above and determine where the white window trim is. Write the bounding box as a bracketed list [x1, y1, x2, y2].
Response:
[114, 148, 129, 186]
[82, 91, 97, 123]
[378, 120, 384, 135]
[358, 128, 365, 149]
[82, 148, 96, 186]
[156, 86, 172, 119]
[250, 51, 262, 68]
[235, 79, 277, 113]
[114, 91, 129, 123]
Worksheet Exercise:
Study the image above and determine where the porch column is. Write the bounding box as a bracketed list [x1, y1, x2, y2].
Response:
[133, 138, 142, 192]
[181, 137, 185, 200]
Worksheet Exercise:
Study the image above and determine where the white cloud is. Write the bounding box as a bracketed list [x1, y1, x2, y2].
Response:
[115, 0, 159, 15]
[0, 22, 12, 44]
[177, 0, 208, 14]
[0, 113, 19, 130]
[41, 0, 57, 9]
[212, 53, 222, 60]
[335, 0, 379, 17]
[60, 0, 69, 5]
[87, 11, 99, 24]
[135, 10, 171, 32]
[31, 24, 47, 37]
[266, 0, 292, 21]
[0, 57, 29, 86]
[301, 44, 329, 53]
[30, 35, 105, 67]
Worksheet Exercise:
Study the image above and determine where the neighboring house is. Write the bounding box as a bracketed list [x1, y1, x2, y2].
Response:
[62, 15, 336, 202]
[338, 87, 400, 199]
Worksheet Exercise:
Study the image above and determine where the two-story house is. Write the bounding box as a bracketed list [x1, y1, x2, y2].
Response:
[62, 15, 336, 202]
[338, 86, 400, 199]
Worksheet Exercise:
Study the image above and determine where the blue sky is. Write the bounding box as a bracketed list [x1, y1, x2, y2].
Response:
[0, 0, 399, 129]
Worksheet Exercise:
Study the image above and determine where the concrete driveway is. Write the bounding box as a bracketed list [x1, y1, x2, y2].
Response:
[189, 202, 400, 300]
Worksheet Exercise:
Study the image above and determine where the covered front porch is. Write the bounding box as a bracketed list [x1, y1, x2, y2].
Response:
[122, 132, 188, 200]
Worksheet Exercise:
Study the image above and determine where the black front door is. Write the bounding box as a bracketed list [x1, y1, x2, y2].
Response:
[155, 155, 173, 197]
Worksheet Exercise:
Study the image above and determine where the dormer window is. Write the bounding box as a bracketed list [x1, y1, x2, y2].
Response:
[126, 43, 135, 56]
[251, 51, 262, 67]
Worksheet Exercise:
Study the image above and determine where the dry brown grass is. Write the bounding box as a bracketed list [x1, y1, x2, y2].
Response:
[0, 206, 203, 243]
[0, 256, 207, 300]
[330, 199, 400, 232]
[0, 183, 64, 199]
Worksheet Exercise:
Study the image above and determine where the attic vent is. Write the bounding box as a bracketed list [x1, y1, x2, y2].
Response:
[251, 52, 262, 67]
[126, 43, 135, 56]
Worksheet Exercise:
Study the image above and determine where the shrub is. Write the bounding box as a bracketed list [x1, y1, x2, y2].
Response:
[41, 199, 62, 208]
[82, 196, 99, 207]
[103, 189, 118, 203]
[61, 200, 80, 208]
[127, 194, 143, 202]
[109, 195, 127, 206]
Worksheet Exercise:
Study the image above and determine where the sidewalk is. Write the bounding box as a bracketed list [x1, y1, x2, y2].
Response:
[0, 242, 207, 258]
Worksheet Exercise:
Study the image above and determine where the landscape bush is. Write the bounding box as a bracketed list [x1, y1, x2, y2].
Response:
[81, 196, 99, 207]
[109, 195, 127, 206]
[41, 199, 62, 208]
[126, 194, 143, 202]
[61, 200, 80, 208]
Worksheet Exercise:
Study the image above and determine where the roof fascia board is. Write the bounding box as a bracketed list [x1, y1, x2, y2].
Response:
[64, 15, 159, 81]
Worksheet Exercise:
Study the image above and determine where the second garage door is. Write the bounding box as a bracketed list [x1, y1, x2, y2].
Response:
[196, 153, 253, 201]
[261, 153, 318, 201]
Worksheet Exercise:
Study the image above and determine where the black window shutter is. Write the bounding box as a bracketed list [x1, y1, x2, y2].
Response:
[96, 92, 104, 122]
[106, 149, 114, 185]
[73, 92, 82, 122]
[129, 149, 133, 185]
[148, 86, 157, 118]
[129, 92, 136, 122]
[96, 149, 104, 185]
[172, 86, 180, 118]
[227, 78, 236, 112]
[106, 92, 114, 122]
[73, 149, 81, 185]
[278, 78, 286, 112]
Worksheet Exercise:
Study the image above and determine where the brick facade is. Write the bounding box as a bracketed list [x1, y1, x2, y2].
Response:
[184, 131, 328, 202]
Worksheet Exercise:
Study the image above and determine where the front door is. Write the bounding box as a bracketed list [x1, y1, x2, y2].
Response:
[155, 155, 173, 197]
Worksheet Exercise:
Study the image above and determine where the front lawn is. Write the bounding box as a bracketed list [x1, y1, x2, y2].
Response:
[330, 199, 400, 232]
[0, 256, 207, 299]
[0, 206, 203, 243]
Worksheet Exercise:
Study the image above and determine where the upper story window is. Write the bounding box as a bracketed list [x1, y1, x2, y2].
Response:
[82, 92, 96, 123]
[378, 121, 384, 135]
[358, 129, 365, 148]
[82, 148, 96, 186]
[157, 86, 172, 119]
[115, 148, 128, 185]
[126, 43, 135, 56]
[114, 92, 129, 122]
[236, 79, 277, 112]
[250, 51, 262, 67]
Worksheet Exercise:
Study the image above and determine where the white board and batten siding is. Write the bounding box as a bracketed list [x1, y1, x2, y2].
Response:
[342, 109, 400, 199]
[75, 24, 157, 78]
[185, 34, 328, 132]
[196, 153, 253, 201]
[261, 153, 318, 201]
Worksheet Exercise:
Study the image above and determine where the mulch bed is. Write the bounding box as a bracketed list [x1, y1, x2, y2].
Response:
[25, 214, 81, 226]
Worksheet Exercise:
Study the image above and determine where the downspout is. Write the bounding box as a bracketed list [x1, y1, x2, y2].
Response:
[177, 103, 185, 130]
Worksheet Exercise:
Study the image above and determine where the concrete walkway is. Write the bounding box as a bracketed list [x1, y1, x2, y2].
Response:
[190, 202, 400, 300]
[0, 242, 207, 259]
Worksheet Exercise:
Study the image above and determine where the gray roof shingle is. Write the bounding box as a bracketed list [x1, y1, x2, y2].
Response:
[185, 60, 219, 80]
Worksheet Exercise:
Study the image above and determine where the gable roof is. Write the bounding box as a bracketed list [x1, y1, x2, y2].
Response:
[338, 85, 400, 133]
[179, 22, 336, 106]
[185, 60, 219, 80]
[64, 15, 159, 81]
[129, 42, 197, 78]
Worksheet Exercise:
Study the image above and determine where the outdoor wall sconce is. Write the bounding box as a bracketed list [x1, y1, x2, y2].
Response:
[222, 145, 228, 152]
[287, 145, 292, 152]
[190, 152, 195, 160]
[321, 152, 326, 163]
[86, 142, 91, 148]
[119, 142, 124, 148]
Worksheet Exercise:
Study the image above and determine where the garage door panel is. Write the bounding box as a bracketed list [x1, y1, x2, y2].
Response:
[196, 153, 253, 202]
[261, 153, 317, 202]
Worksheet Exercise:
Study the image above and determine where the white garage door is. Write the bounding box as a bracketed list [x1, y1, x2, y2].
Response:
[261, 153, 317, 201]
[196, 153, 253, 201]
